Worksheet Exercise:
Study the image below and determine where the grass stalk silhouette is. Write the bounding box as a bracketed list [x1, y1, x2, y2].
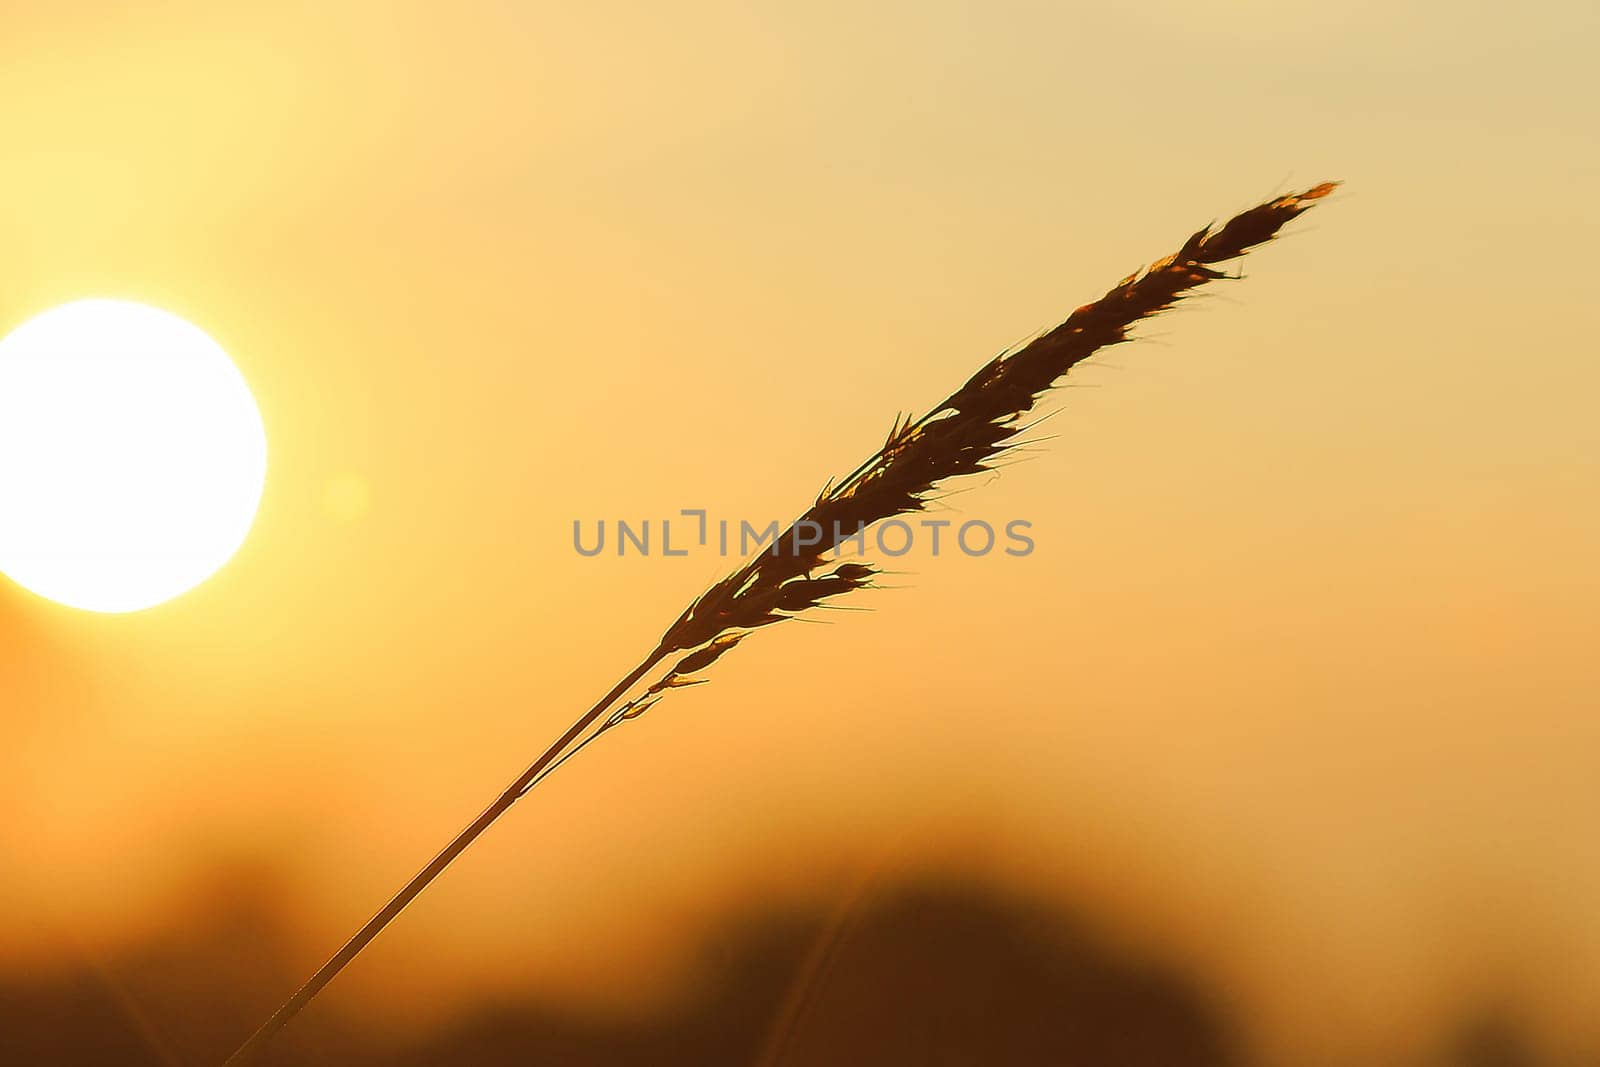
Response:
[223, 181, 1337, 1064]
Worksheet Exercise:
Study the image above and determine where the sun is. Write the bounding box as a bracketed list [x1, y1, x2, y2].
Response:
[0, 299, 267, 613]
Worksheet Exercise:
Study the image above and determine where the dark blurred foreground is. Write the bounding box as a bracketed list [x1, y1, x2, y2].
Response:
[0, 874, 1554, 1067]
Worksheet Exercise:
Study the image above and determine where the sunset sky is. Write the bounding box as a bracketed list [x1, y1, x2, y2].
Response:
[2, 2, 1598, 1064]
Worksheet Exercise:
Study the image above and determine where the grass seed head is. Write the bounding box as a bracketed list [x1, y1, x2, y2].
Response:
[653, 182, 1337, 699]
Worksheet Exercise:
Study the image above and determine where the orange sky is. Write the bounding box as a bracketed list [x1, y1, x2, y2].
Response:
[2, 2, 1598, 1063]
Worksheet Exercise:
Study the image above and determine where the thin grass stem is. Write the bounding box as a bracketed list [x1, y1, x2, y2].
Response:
[220, 646, 669, 1065]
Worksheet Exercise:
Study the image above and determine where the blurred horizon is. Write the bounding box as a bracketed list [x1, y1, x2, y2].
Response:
[0, 860, 1562, 1066]
[3, 1, 1599, 1064]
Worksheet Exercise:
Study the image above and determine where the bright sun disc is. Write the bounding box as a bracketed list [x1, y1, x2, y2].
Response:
[0, 300, 266, 613]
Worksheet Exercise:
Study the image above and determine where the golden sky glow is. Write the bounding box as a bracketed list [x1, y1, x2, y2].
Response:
[2, 2, 1598, 1063]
